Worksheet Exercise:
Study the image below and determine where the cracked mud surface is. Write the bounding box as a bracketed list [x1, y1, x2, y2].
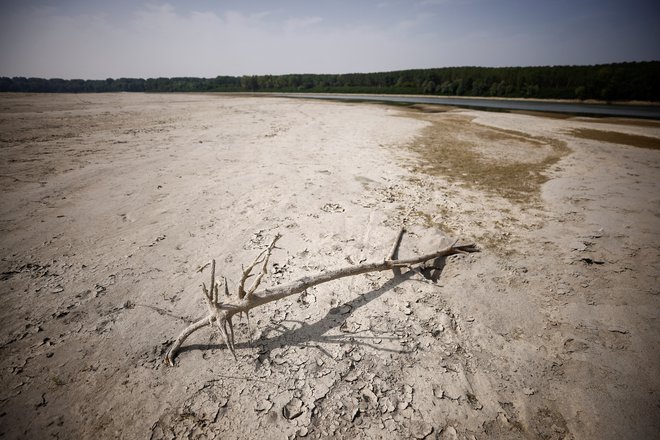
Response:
[1, 93, 659, 439]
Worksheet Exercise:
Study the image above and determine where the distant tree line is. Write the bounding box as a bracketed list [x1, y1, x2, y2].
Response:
[1, 61, 658, 101]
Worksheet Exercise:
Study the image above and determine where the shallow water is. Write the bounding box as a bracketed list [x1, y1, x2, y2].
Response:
[279, 93, 660, 119]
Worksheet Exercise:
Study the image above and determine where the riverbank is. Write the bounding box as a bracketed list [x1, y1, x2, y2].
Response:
[271, 92, 660, 119]
[269, 91, 660, 106]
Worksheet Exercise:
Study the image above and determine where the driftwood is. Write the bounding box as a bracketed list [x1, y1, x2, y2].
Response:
[165, 228, 477, 365]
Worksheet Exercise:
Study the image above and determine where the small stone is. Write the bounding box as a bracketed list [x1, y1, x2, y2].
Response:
[410, 420, 433, 439]
[522, 387, 536, 396]
[383, 418, 397, 431]
[218, 396, 229, 407]
[344, 370, 359, 382]
[283, 397, 304, 420]
[379, 396, 395, 413]
[255, 397, 272, 412]
[361, 388, 378, 406]
[272, 354, 287, 365]
[443, 426, 458, 440]
[350, 405, 360, 421]
[438, 312, 453, 330]
[402, 384, 413, 404]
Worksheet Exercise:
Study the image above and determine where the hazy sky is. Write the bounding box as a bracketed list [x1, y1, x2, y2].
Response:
[1, 0, 658, 79]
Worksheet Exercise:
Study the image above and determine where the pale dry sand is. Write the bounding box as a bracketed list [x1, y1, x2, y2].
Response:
[0, 93, 659, 439]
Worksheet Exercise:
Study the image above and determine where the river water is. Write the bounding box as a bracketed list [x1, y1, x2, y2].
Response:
[276, 93, 660, 119]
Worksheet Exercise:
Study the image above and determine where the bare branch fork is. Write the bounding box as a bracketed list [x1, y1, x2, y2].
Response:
[165, 228, 477, 365]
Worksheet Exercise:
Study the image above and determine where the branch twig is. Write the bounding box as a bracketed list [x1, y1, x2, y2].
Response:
[164, 230, 477, 365]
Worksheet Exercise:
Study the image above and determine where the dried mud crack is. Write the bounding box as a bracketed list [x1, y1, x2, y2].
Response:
[0, 94, 658, 440]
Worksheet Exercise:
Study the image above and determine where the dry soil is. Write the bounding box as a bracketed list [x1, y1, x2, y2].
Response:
[0, 93, 659, 439]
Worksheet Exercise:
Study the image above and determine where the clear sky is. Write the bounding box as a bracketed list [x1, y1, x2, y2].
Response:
[0, 0, 658, 79]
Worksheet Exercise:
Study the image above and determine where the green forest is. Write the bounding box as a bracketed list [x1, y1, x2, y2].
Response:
[1, 61, 658, 101]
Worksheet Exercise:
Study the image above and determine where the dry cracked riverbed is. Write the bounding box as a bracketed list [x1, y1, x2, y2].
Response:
[0, 93, 659, 439]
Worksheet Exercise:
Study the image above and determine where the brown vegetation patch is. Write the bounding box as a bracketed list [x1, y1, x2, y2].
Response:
[405, 112, 569, 204]
[509, 110, 575, 120]
[406, 103, 454, 113]
[573, 117, 660, 128]
[570, 128, 660, 150]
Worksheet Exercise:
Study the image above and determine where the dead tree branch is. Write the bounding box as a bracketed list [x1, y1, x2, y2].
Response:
[165, 228, 477, 365]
